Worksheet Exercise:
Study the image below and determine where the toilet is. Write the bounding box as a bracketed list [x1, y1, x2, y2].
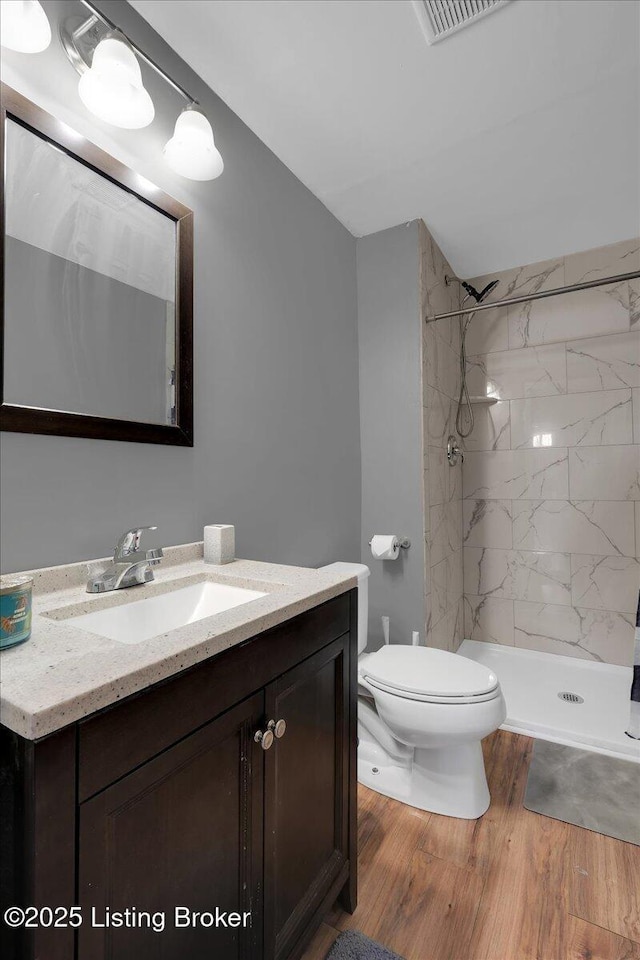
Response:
[321, 562, 506, 819]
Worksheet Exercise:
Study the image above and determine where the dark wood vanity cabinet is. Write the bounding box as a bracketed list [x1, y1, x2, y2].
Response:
[1, 591, 357, 960]
[264, 638, 349, 960]
[78, 693, 265, 960]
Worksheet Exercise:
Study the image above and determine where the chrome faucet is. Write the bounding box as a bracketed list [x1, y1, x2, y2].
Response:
[86, 527, 164, 593]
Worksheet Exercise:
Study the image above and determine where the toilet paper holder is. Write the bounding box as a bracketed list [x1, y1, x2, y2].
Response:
[368, 536, 411, 549]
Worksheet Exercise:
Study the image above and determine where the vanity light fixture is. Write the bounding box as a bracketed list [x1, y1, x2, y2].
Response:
[0, 0, 51, 53]
[60, 0, 224, 180]
[164, 106, 224, 181]
[78, 35, 154, 129]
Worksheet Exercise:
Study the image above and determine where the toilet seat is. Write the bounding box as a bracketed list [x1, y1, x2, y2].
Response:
[360, 645, 500, 704]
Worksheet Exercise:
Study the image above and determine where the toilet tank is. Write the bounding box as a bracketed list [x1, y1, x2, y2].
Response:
[318, 562, 370, 654]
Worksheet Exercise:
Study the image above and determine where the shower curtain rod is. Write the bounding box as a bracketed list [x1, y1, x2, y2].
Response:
[425, 269, 640, 323]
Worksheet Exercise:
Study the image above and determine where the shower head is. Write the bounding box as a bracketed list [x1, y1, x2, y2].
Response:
[445, 275, 499, 303]
[461, 279, 499, 303]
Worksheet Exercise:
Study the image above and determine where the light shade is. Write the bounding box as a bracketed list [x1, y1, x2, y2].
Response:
[0, 0, 51, 53]
[164, 107, 223, 181]
[78, 36, 154, 129]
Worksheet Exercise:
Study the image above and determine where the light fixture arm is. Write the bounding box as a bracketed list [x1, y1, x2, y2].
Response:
[62, 0, 198, 106]
[72, 13, 99, 44]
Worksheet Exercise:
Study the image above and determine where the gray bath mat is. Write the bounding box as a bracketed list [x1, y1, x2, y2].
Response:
[326, 931, 405, 960]
[524, 739, 640, 845]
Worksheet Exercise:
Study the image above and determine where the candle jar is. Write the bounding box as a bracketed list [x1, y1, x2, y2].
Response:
[0, 575, 33, 649]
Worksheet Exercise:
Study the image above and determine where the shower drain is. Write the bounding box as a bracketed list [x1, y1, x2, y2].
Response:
[558, 691, 584, 704]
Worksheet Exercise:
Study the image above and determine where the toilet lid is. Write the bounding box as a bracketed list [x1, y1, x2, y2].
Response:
[361, 646, 499, 699]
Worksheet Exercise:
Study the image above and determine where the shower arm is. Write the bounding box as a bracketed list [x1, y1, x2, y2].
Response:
[425, 269, 640, 323]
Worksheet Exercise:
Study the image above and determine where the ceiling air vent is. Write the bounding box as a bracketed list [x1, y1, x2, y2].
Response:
[413, 0, 510, 45]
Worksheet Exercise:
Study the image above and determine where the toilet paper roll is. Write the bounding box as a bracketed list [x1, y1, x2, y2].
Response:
[370, 535, 400, 560]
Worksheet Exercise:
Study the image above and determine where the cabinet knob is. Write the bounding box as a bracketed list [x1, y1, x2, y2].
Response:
[268, 718, 287, 739]
[254, 728, 274, 750]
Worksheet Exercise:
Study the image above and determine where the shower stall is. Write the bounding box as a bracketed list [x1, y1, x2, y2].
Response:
[420, 225, 640, 761]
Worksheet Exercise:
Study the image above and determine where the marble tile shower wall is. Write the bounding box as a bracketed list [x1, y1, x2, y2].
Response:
[420, 222, 464, 652]
[461, 238, 640, 665]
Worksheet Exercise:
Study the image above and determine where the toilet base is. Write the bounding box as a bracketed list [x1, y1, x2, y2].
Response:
[358, 725, 490, 819]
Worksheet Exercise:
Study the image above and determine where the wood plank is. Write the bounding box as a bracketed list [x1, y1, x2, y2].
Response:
[440, 729, 570, 960]
[299, 923, 339, 960]
[566, 915, 640, 960]
[483, 728, 533, 803]
[467, 804, 572, 960]
[419, 729, 532, 873]
[325, 787, 431, 933]
[368, 849, 484, 960]
[357, 782, 429, 855]
[481, 730, 497, 769]
[569, 827, 640, 944]
[306, 730, 640, 960]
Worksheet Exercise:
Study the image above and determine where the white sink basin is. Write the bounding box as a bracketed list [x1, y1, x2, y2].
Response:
[71, 581, 268, 644]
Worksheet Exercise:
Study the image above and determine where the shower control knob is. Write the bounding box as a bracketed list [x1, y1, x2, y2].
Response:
[268, 718, 287, 739]
[254, 727, 274, 750]
[447, 435, 464, 466]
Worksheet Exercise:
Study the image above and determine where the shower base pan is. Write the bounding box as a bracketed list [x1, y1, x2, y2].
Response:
[458, 639, 640, 763]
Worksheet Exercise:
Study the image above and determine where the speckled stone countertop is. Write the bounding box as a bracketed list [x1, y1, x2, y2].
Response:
[0, 544, 356, 741]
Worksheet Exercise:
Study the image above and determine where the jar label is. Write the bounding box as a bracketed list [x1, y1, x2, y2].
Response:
[0, 590, 32, 647]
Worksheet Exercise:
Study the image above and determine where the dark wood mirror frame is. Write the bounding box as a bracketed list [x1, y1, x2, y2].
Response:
[0, 84, 193, 446]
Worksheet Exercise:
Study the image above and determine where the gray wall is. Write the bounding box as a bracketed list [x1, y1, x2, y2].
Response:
[357, 224, 426, 649]
[0, 0, 360, 573]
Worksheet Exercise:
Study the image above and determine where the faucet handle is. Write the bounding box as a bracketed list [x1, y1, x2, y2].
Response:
[114, 526, 158, 561]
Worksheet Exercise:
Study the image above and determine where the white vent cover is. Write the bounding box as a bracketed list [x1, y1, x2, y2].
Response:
[412, 0, 510, 45]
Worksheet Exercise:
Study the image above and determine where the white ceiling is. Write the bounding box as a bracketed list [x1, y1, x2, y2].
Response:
[131, 0, 640, 277]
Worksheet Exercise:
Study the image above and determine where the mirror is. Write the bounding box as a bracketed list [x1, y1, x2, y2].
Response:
[1, 85, 193, 445]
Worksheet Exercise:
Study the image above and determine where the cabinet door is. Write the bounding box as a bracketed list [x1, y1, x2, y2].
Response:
[78, 693, 264, 960]
[264, 635, 350, 960]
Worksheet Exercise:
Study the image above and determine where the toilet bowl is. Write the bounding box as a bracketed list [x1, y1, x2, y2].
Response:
[320, 562, 506, 819]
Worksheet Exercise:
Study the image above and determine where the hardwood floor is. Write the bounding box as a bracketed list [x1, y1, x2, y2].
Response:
[301, 731, 640, 960]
